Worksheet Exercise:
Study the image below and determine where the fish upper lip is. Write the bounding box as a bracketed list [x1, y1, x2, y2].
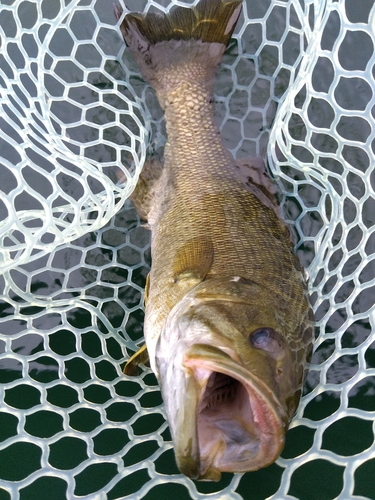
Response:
[175, 343, 287, 480]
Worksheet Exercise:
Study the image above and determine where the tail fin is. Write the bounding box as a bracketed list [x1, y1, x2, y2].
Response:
[115, 0, 242, 47]
[115, 0, 242, 95]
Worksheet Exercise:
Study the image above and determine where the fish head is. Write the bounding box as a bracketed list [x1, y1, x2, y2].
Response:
[155, 277, 313, 480]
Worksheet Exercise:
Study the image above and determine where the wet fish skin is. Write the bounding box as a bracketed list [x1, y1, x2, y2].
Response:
[116, 0, 313, 481]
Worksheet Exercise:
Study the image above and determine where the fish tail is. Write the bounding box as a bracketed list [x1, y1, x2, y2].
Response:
[115, 0, 242, 100]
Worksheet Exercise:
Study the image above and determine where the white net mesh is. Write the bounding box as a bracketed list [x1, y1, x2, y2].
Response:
[0, 0, 374, 498]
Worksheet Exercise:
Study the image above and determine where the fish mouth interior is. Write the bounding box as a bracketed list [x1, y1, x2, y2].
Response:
[186, 361, 284, 480]
[200, 371, 240, 412]
[197, 371, 260, 475]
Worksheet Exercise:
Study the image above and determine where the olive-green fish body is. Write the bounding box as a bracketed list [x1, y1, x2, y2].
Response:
[116, 0, 313, 481]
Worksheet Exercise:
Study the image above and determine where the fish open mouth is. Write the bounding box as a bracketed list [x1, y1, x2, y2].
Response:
[180, 344, 286, 481]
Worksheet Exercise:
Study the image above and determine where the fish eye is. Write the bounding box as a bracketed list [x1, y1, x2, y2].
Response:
[249, 328, 283, 353]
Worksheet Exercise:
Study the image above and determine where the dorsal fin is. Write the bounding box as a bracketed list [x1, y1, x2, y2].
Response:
[129, 156, 163, 221]
[235, 157, 281, 215]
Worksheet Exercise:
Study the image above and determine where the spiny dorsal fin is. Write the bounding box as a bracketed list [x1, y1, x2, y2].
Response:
[235, 157, 281, 215]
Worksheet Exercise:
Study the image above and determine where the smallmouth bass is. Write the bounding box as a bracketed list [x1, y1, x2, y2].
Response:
[115, 0, 313, 481]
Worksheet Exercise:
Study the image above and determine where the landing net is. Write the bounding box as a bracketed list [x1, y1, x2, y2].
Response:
[0, 0, 374, 499]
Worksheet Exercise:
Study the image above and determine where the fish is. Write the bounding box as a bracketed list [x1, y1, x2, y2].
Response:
[115, 0, 314, 482]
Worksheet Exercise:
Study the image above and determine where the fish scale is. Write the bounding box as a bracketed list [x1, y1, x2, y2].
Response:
[150, 179, 302, 329]
[117, 0, 313, 481]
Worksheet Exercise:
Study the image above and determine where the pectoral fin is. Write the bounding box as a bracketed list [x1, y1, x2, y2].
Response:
[123, 343, 149, 376]
[173, 236, 214, 284]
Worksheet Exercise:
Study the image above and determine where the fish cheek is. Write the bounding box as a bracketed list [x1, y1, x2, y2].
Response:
[244, 328, 295, 402]
[245, 328, 288, 383]
[247, 346, 299, 418]
[272, 343, 305, 418]
[240, 345, 279, 391]
[279, 321, 313, 408]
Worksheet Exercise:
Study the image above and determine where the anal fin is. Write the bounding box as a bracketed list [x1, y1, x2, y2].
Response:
[123, 343, 149, 376]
